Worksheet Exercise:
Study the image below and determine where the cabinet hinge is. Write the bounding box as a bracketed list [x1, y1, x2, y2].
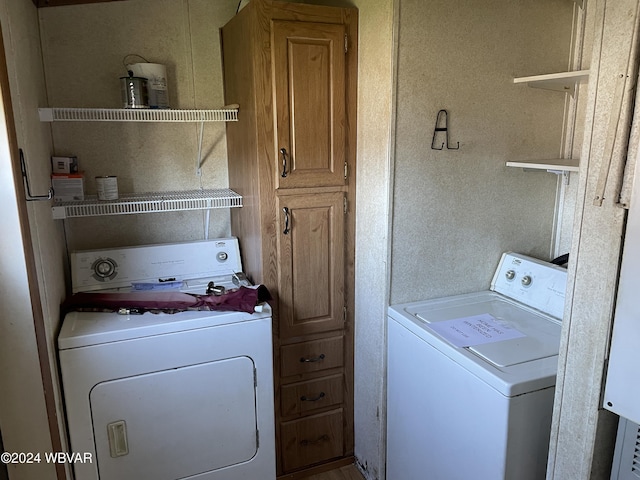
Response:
[343, 306, 347, 322]
[344, 34, 348, 54]
[344, 161, 348, 180]
[343, 197, 348, 214]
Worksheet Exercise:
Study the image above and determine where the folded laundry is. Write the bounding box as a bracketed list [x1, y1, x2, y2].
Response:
[62, 285, 272, 315]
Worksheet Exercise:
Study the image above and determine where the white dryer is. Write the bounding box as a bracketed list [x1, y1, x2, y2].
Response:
[387, 252, 567, 480]
[58, 238, 275, 480]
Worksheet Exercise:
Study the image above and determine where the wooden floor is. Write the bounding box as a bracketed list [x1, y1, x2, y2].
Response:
[301, 464, 365, 480]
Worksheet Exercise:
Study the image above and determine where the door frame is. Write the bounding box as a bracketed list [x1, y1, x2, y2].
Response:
[0, 21, 65, 480]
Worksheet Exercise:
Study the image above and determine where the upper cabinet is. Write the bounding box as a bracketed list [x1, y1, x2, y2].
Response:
[273, 21, 347, 188]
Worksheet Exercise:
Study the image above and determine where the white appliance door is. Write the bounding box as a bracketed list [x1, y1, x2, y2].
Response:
[90, 356, 257, 480]
[604, 173, 640, 424]
[386, 317, 553, 480]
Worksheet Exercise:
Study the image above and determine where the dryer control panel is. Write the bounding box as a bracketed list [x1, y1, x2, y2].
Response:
[70, 238, 242, 293]
[491, 252, 568, 319]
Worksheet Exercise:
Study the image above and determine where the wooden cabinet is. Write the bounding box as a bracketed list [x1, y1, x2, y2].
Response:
[273, 21, 347, 189]
[221, 0, 357, 476]
[280, 336, 344, 377]
[280, 409, 344, 472]
[280, 375, 344, 417]
[276, 192, 345, 338]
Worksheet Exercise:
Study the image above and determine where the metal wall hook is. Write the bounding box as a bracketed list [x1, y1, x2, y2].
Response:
[19, 148, 54, 201]
[431, 109, 460, 150]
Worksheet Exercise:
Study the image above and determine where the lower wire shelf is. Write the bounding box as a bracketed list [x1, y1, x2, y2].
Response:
[52, 188, 243, 219]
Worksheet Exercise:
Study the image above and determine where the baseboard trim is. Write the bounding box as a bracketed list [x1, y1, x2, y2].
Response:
[277, 456, 355, 479]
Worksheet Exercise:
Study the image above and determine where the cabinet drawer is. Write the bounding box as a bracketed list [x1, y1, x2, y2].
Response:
[281, 374, 344, 417]
[280, 409, 344, 472]
[280, 336, 344, 377]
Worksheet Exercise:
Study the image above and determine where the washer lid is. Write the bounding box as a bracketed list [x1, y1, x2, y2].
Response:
[408, 293, 561, 368]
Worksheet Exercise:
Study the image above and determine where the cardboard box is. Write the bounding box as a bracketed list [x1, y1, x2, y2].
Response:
[52, 173, 84, 201]
[51, 156, 78, 174]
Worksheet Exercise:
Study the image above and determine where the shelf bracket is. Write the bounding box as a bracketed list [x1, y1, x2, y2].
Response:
[547, 169, 572, 185]
[196, 120, 205, 177]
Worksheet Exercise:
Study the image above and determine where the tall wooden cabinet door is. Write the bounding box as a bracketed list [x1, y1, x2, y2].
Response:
[277, 192, 345, 338]
[272, 20, 347, 189]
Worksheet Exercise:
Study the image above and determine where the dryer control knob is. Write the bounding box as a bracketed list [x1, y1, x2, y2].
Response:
[505, 270, 516, 280]
[93, 258, 117, 279]
[521, 275, 532, 286]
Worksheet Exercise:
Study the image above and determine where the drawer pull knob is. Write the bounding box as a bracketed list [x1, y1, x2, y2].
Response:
[301, 392, 326, 402]
[300, 353, 325, 363]
[300, 434, 330, 447]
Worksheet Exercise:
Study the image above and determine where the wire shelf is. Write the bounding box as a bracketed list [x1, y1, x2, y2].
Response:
[39, 107, 239, 122]
[52, 188, 243, 219]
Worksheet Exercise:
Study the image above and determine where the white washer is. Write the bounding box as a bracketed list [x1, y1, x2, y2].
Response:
[386, 252, 567, 480]
[58, 238, 275, 480]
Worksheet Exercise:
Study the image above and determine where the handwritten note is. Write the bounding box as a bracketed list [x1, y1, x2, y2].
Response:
[425, 313, 525, 347]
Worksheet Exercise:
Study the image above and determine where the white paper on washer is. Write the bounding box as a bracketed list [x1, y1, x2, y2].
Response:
[425, 313, 526, 347]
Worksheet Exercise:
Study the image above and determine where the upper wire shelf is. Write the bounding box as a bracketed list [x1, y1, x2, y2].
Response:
[39, 106, 239, 123]
[52, 188, 243, 219]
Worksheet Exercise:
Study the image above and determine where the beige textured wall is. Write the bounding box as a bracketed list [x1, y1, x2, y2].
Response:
[350, 1, 395, 478]
[0, 0, 66, 478]
[38, 0, 237, 251]
[391, 0, 574, 304]
[549, 0, 640, 477]
[556, 4, 593, 258]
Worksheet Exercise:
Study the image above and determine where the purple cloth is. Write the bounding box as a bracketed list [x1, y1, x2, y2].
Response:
[62, 285, 272, 314]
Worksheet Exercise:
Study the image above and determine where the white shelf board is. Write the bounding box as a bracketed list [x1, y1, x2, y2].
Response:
[39, 107, 239, 122]
[52, 188, 242, 219]
[513, 70, 590, 93]
[506, 158, 580, 172]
